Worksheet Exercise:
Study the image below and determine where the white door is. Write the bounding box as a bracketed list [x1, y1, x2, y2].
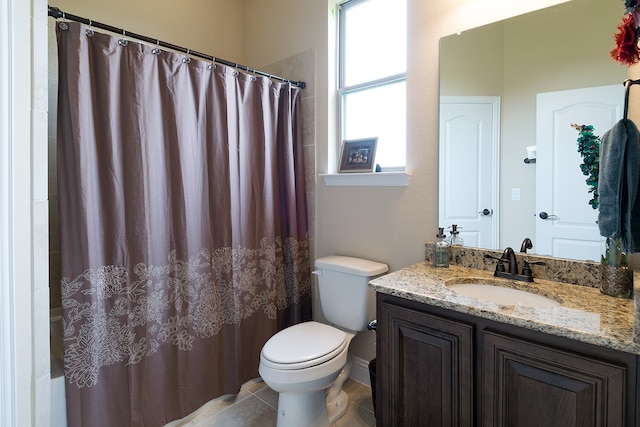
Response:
[536, 85, 623, 261]
[439, 97, 500, 249]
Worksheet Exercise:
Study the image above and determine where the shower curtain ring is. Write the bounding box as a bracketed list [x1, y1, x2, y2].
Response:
[182, 49, 191, 63]
[85, 19, 95, 37]
[152, 39, 161, 55]
[58, 12, 69, 30]
[208, 57, 216, 70]
[118, 29, 128, 46]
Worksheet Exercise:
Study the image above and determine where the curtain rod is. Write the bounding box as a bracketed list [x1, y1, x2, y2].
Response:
[47, 6, 306, 89]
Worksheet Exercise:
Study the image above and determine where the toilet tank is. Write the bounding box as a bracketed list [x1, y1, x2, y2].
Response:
[314, 256, 388, 332]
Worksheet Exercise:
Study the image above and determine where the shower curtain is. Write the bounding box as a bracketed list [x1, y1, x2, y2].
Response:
[56, 21, 311, 427]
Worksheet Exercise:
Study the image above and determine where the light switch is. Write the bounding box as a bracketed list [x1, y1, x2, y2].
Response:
[511, 188, 521, 201]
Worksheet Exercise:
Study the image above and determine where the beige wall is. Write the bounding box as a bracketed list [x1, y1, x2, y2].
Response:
[242, 0, 570, 276]
[244, 0, 571, 361]
[51, 0, 243, 63]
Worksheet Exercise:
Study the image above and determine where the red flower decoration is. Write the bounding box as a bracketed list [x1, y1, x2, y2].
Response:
[610, 13, 640, 65]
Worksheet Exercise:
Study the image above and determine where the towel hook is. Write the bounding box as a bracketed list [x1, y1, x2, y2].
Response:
[624, 78, 640, 121]
[625, 79, 632, 122]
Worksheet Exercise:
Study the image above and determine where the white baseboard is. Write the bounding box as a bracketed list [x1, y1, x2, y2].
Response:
[349, 356, 373, 387]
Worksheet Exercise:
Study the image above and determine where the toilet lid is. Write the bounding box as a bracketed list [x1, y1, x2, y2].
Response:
[261, 321, 348, 370]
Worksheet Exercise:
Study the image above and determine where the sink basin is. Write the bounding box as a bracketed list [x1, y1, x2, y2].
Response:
[448, 283, 560, 307]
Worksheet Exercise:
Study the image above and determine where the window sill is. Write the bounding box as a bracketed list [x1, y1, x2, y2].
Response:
[320, 171, 412, 187]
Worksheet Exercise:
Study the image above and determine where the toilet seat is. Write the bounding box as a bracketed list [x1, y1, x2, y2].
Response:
[261, 321, 348, 370]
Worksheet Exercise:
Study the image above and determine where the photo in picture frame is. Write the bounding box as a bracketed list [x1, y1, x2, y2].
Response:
[338, 137, 378, 173]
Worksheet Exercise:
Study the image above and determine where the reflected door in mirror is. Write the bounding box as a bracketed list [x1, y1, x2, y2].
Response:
[535, 85, 623, 261]
[439, 97, 499, 249]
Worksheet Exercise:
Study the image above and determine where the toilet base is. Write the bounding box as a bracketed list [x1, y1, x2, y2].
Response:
[326, 389, 349, 424]
[326, 357, 352, 423]
[276, 390, 329, 427]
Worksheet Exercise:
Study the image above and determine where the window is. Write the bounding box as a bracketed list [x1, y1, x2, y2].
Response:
[338, 0, 407, 171]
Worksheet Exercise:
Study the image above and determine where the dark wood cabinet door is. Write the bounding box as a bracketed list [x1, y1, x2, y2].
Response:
[378, 300, 474, 427]
[483, 330, 627, 427]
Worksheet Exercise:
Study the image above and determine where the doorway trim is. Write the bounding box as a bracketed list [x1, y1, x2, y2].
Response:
[1, 0, 19, 423]
[1, 0, 50, 425]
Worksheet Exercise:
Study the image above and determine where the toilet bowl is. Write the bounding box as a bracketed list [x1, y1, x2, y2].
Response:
[258, 256, 388, 427]
[259, 321, 355, 427]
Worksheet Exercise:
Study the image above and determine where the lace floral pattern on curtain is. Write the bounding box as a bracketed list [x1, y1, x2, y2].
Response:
[63, 237, 309, 388]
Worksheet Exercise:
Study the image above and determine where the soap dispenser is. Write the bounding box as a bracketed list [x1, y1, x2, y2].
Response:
[448, 224, 464, 246]
[433, 227, 450, 268]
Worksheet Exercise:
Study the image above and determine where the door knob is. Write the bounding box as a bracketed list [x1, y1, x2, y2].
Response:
[539, 211, 558, 220]
[478, 208, 493, 216]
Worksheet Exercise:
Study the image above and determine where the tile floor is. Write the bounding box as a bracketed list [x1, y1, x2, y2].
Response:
[165, 378, 376, 427]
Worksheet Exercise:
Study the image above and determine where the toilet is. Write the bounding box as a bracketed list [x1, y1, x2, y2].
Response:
[258, 255, 388, 427]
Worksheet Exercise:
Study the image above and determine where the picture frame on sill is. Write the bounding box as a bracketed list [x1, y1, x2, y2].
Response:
[338, 137, 378, 173]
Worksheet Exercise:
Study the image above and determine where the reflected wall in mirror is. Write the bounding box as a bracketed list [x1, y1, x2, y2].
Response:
[439, 0, 627, 261]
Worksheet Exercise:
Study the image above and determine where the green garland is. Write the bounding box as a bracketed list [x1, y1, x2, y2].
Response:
[571, 123, 600, 209]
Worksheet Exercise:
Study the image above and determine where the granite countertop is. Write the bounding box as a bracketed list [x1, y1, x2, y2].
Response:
[370, 260, 640, 355]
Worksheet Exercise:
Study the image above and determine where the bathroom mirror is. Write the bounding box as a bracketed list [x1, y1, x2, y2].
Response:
[439, 0, 627, 260]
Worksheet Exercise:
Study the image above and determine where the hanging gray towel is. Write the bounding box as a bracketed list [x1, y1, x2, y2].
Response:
[626, 119, 640, 253]
[598, 118, 640, 253]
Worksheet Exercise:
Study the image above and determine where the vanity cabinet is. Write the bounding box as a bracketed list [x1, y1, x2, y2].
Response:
[376, 293, 638, 426]
[483, 331, 626, 426]
[376, 298, 474, 425]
